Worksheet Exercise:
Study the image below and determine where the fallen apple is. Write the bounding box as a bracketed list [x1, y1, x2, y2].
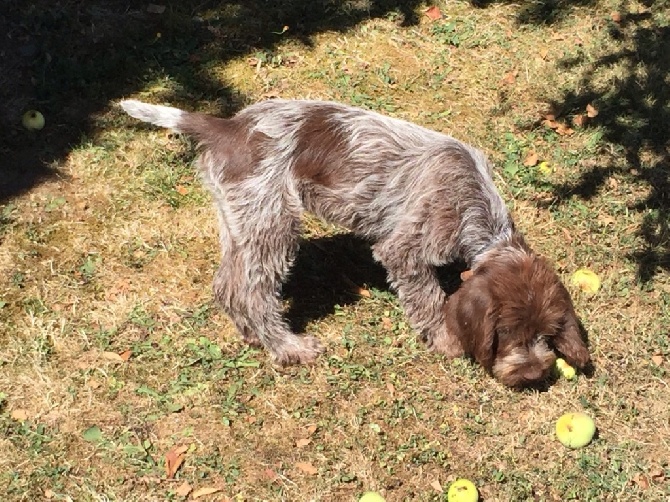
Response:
[22, 110, 45, 131]
[447, 478, 479, 502]
[555, 412, 596, 449]
[571, 269, 600, 294]
[538, 161, 552, 175]
[556, 358, 576, 380]
[359, 492, 385, 502]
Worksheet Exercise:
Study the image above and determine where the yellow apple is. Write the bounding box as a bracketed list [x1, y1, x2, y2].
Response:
[555, 412, 596, 448]
[22, 110, 45, 131]
[555, 358, 576, 380]
[359, 492, 385, 502]
[571, 269, 601, 294]
[447, 478, 479, 502]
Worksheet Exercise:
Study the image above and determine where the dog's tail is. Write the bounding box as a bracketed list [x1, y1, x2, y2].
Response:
[119, 99, 223, 141]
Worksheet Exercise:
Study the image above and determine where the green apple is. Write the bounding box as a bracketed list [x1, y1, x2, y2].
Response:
[555, 412, 596, 448]
[555, 358, 576, 380]
[359, 492, 385, 502]
[22, 110, 45, 131]
[447, 478, 479, 502]
[571, 268, 600, 294]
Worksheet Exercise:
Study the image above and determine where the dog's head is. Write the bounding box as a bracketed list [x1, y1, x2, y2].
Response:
[446, 241, 590, 388]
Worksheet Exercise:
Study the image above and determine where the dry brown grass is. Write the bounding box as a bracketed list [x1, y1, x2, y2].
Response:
[1, 1, 669, 501]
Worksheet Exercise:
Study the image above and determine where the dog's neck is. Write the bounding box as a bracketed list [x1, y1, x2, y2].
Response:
[470, 229, 530, 268]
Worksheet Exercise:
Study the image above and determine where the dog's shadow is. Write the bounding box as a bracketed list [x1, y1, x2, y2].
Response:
[284, 233, 465, 333]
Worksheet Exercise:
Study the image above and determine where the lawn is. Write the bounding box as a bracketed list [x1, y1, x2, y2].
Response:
[1, 0, 669, 500]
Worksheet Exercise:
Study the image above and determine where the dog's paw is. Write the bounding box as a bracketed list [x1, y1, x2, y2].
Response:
[272, 335, 324, 366]
[240, 327, 263, 348]
[426, 328, 464, 358]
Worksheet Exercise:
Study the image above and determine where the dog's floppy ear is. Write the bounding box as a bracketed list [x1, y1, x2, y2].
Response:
[553, 311, 590, 368]
[446, 273, 497, 370]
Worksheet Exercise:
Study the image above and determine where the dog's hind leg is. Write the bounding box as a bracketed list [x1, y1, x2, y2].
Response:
[211, 182, 324, 365]
[372, 237, 464, 358]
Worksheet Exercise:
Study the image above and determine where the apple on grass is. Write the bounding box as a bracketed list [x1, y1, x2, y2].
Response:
[359, 492, 385, 502]
[555, 412, 596, 448]
[447, 478, 479, 502]
[22, 110, 45, 131]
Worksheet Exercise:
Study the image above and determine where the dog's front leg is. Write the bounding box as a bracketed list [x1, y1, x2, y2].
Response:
[372, 240, 464, 358]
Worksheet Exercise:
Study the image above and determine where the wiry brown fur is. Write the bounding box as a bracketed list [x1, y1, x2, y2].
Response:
[119, 98, 590, 387]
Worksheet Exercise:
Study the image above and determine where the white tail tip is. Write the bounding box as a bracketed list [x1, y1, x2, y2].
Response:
[119, 99, 185, 131]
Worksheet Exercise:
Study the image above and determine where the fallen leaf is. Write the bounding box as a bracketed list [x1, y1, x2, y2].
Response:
[146, 4, 166, 14]
[175, 481, 192, 497]
[651, 355, 663, 366]
[295, 462, 318, 475]
[430, 479, 443, 492]
[539, 48, 549, 59]
[501, 71, 516, 85]
[386, 382, 396, 396]
[425, 6, 443, 20]
[11, 409, 28, 421]
[650, 468, 665, 482]
[306, 424, 318, 436]
[82, 425, 103, 442]
[555, 123, 575, 136]
[175, 185, 189, 195]
[192, 487, 222, 499]
[586, 103, 599, 118]
[296, 438, 312, 448]
[102, 351, 124, 363]
[88, 378, 102, 389]
[44, 489, 55, 499]
[263, 468, 278, 481]
[611, 11, 622, 23]
[165, 445, 189, 479]
[571, 269, 601, 294]
[573, 114, 587, 127]
[119, 350, 132, 361]
[523, 151, 539, 167]
[381, 317, 393, 330]
[542, 118, 559, 129]
[632, 473, 649, 490]
[358, 287, 371, 298]
[246, 415, 257, 424]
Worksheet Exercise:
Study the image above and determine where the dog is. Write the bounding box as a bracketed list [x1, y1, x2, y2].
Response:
[119, 98, 590, 387]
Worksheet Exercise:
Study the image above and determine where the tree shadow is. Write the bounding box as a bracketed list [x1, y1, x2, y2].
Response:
[1, 0, 424, 203]
[284, 233, 465, 333]
[471, 0, 597, 25]
[537, 7, 670, 282]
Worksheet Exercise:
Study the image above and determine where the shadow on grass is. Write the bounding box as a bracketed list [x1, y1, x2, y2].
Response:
[540, 8, 669, 282]
[285, 233, 465, 333]
[1, 0, 424, 203]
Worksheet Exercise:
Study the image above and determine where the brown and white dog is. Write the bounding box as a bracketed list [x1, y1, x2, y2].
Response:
[119, 98, 590, 387]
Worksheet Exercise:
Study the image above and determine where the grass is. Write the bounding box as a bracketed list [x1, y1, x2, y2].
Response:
[1, 0, 669, 500]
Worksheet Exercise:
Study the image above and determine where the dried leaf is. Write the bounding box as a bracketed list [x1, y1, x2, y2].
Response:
[295, 462, 318, 475]
[147, 4, 166, 14]
[11, 409, 28, 421]
[192, 487, 222, 499]
[82, 425, 103, 442]
[44, 489, 55, 499]
[386, 382, 396, 396]
[651, 355, 663, 366]
[425, 6, 443, 20]
[175, 481, 192, 497]
[542, 118, 559, 130]
[306, 424, 318, 436]
[88, 378, 102, 389]
[539, 48, 549, 59]
[175, 185, 189, 195]
[430, 480, 443, 492]
[632, 473, 650, 490]
[555, 123, 575, 136]
[358, 287, 371, 298]
[501, 71, 516, 85]
[119, 350, 132, 361]
[165, 445, 189, 479]
[296, 438, 312, 448]
[263, 468, 278, 481]
[381, 317, 393, 330]
[102, 351, 124, 363]
[650, 468, 665, 482]
[586, 103, 599, 118]
[611, 11, 622, 23]
[523, 151, 539, 167]
[573, 114, 587, 127]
